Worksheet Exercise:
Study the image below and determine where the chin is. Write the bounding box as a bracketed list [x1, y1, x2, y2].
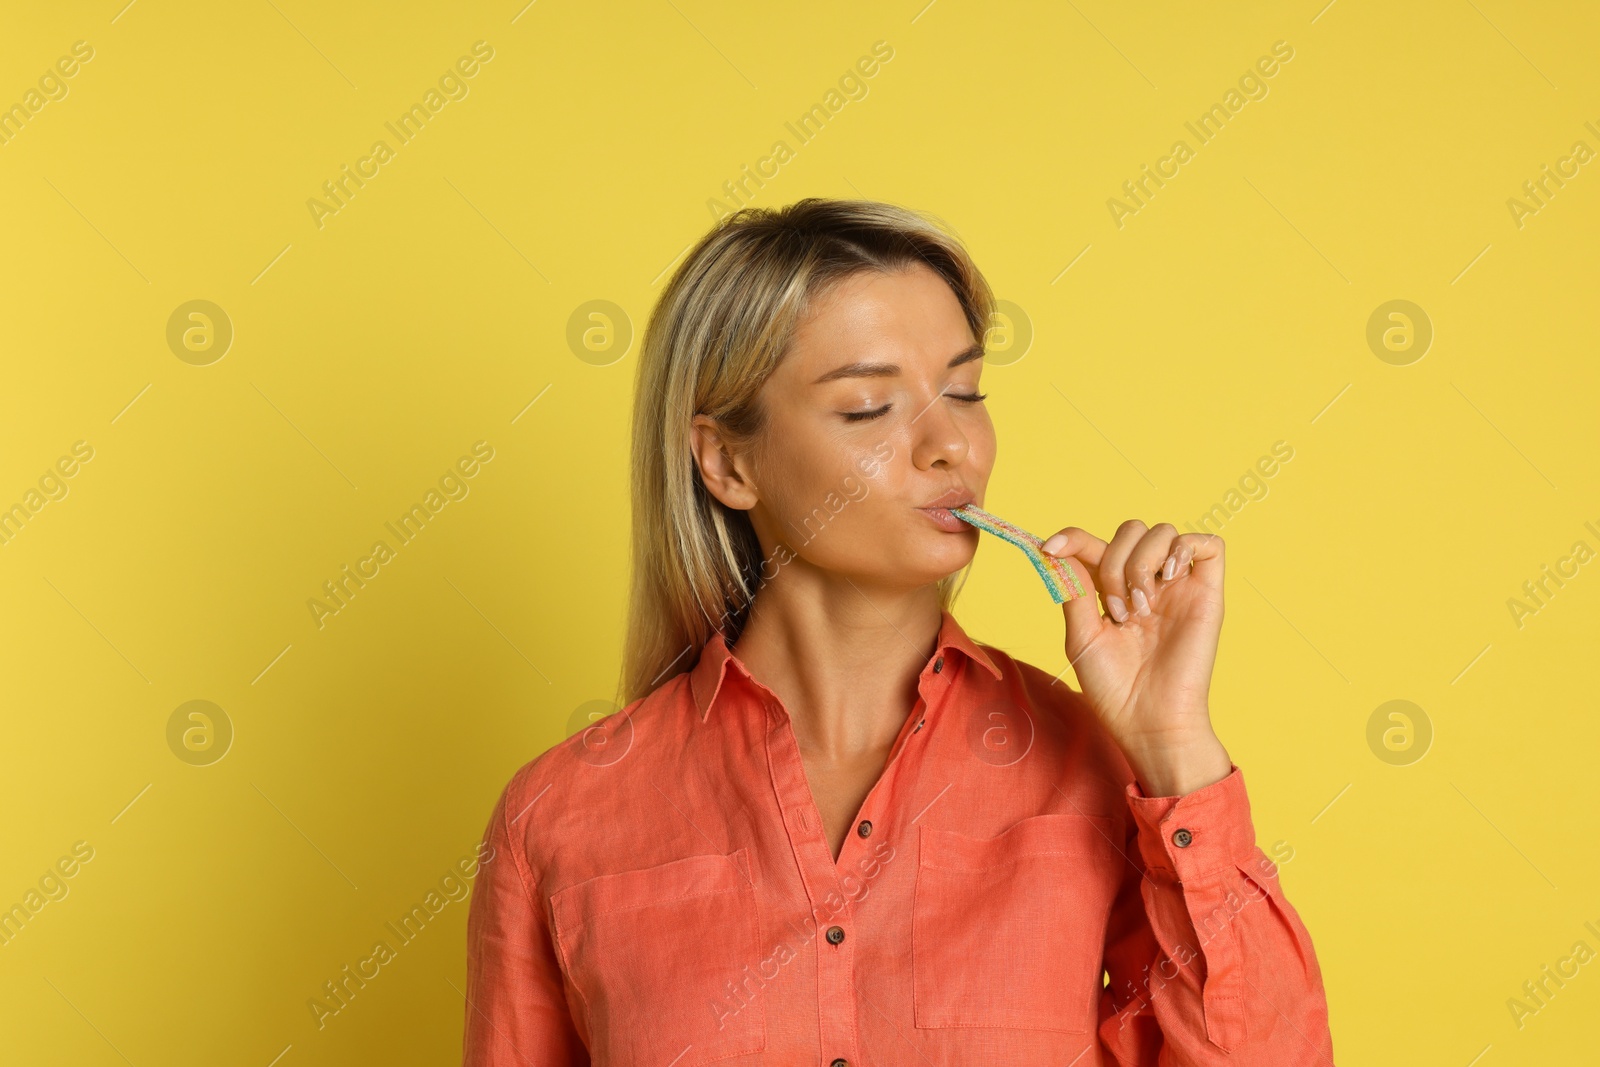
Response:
[920, 539, 977, 573]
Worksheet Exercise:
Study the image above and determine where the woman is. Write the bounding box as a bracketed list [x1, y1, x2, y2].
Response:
[463, 199, 1333, 1065]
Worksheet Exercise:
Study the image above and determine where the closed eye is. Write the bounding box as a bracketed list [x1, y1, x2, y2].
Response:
[842, 404, 891, 422]
[841, 392, 987, 422]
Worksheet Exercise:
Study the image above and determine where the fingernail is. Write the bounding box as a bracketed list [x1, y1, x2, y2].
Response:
[1041, 534, 1067, 556]
[1131, 587, 1151, 616]
[1106, 594, 1128, 622]
[1162, 554, 1176, 580]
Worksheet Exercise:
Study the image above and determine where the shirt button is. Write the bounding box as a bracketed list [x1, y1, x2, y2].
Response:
[826, 925, 845, 945]
[857, 819, 872, 838]
[1172, 828, 1194, 848]
[831, 1060, 849, 1067]
[932, 656, 944, 674]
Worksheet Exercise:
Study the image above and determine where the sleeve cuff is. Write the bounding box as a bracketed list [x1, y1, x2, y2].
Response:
[1124, 764, 1258, 883]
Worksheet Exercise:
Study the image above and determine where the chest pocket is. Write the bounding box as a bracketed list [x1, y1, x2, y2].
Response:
[551, 847, 766, 1066]
[912, 811, 1121, 1033]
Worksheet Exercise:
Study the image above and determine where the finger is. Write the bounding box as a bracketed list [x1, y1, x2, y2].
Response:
[1164, 531, 1224, 583]
[1040, 526, 1107, 568]
[1095, 519, 1149, 623]
[1038, 526, 1110, 626]
[1126, 522, 1180, 613]
[1037, 527, 1115, 648]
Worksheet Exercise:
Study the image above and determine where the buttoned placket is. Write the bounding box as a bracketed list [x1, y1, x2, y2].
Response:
[759, 650, 961, 1067]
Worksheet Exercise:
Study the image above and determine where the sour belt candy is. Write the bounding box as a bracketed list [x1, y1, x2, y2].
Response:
[951, 503, 1088, 604]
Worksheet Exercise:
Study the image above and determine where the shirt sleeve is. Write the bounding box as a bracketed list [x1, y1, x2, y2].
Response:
[463, 774, 591, 1066]
[1095, 764, 1334, 1065]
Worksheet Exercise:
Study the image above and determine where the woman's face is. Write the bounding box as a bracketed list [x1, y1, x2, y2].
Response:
[695, 263, 996, 595]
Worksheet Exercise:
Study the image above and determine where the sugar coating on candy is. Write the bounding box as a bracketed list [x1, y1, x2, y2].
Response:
[950, 503, 1088, 604]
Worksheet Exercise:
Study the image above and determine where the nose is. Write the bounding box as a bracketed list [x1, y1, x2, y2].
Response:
[910, 389, 971, 470]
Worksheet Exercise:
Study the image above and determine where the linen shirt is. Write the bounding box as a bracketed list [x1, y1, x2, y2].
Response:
[462, 608, 1334, 1065]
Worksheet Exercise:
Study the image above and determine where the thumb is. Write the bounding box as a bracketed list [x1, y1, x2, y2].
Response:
[1040, 527, 1106, 657]
[1057, 554, 1105, 658]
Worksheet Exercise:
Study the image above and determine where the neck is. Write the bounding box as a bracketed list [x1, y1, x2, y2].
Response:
[730, 573, 943, 761]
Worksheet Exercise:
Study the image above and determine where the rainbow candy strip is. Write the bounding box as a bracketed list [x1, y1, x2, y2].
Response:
[951, 503, 1087, 604]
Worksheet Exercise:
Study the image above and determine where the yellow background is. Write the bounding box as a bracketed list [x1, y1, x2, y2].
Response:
[2, 0, 1597, 1063]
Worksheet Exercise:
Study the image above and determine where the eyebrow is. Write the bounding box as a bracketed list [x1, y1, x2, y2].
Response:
[810, 342, 986, 385]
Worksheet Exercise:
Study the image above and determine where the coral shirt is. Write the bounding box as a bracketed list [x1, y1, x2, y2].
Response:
[462, 608, 1334, 1066]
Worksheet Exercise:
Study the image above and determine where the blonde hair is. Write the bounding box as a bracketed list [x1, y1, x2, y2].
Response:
[620, 198, 996, 704]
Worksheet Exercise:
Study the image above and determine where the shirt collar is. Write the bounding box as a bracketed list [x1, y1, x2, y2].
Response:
[689, 607, 1004, 723]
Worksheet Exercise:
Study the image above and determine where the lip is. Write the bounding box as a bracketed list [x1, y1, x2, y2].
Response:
[916, 488, 977, 533]
[917, 488, 974, 510]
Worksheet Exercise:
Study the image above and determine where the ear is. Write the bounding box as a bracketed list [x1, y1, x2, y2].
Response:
[690, 414, 760, 511]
